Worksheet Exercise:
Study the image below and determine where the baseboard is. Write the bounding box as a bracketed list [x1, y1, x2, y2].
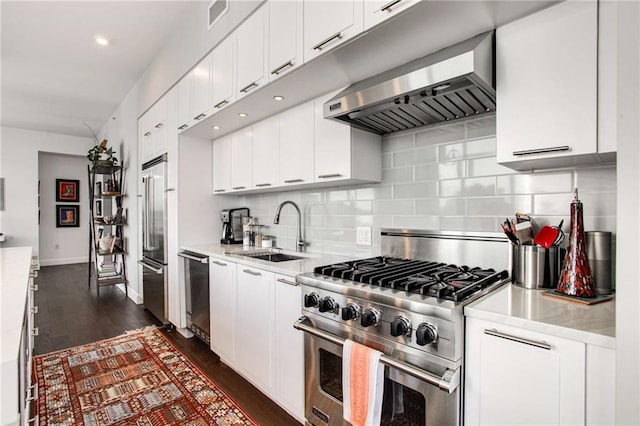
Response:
[118, 284, 143, 304]
[40, 256, 89, 266]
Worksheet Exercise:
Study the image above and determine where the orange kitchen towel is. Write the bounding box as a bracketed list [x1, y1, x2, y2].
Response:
[342, 339, 384, 426]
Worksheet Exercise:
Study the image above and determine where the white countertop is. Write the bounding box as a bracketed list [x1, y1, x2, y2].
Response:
[180, 243, 355, 277]
[465, 283, 616, 349]
[0, 247, 33, 363]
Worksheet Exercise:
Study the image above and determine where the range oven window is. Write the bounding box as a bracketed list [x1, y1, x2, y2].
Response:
[318, 348, 427, 425]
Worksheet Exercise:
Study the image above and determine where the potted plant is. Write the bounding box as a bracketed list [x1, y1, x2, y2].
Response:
[87, 139, 118, 169]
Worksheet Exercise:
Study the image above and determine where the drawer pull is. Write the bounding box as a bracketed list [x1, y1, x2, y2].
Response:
[214, 100, 229, 109]
[213, 189, 227, 193]
[484, 328, 551, 350]
[243, 269, 262, 276]
[193, 113, 206, 120]
[271, 61, 294, 75]
[178, 124, 189, 130]
[211, 260, 227, 267]
[512, 146, 570, 156]
[232, 186, 246, 190]
[277, 277, 298, 287]
[240, 82, 259, 93]
[284, 179, 303, 184]
[255, 183, 272, 187]
[313, 32, 343, 51]
[318, 173, 342, 179]
[381, 0, 402, 12]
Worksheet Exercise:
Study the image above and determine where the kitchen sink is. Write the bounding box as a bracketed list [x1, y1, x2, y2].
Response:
[236, 251, 306, 263]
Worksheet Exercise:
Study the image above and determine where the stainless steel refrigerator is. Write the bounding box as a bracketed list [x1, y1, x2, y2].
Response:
[138, 154, 169, 325]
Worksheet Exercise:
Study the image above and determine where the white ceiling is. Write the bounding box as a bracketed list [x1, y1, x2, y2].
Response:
[1, 1, 191, 138]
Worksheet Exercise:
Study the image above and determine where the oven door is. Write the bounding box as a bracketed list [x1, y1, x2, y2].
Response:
[295, 317, 460, 426]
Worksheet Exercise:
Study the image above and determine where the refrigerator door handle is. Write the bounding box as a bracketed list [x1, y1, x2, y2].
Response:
[142, 175, 150, 251]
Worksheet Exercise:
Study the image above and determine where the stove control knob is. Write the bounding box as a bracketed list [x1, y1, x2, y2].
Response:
[318, 297, 337, 313]
[415, 323, 438, 346]
[360, 308, 381, 328]
[341, 303, 361, 321]
[390, 316, 412, 337]
[304, 293, 319, 308]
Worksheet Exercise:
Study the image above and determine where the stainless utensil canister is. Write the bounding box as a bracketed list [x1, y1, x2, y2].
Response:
[512, 245, 562, 289]
[586, 231, 613, 295]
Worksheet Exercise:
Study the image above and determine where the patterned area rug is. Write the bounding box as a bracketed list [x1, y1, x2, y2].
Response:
[33, 327, 257, 425]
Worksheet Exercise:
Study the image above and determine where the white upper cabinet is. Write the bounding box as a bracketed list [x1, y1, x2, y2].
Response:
[496, 1, 599, 171]
[211, 35, 236, 111]
[140, 95, 168, 164]
[236, 4, 269, 99]
[212, 134, 231, 194]
[303, 0, 364, 62]
[279, 100, 315, 185]
[252, 117, 280, 190]
[191, 53, 212, 122]
[176, 76, 192, 131]
[269, 0, 303, 81]
[363, 0, 419, 30]
[314, 97, 381, 184]
[230, 127, 253, 192]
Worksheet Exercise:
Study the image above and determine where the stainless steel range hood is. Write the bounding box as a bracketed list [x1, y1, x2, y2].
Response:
[324, 31, 495, 135]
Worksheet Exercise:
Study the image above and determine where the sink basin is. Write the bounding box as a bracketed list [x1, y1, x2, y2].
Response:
[236, 251, 306, 263]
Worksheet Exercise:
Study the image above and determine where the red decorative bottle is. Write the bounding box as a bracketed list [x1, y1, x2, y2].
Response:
[556, 189, 597, 298]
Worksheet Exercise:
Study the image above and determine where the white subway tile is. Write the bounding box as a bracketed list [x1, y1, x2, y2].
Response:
[415, 164, 439, 181]
[439, 179, 463, 198]
[583, 216, 617, 233]
[440, 177, 495, 197]
[307, 215, 325, 227]
[356, 246, 379, 257]
[382, 167, 413, 184]
[324, 215, 356, 229]
[415, 198, 466, 215]
[467, 195, 532, 216]
[415, 122, 465, 147]
[466, 114, 496, 139]
[374, 199, 413, 215]
[575, 165, 617, 192]
[301, 191, 325, 203]
[393, 150, 417, 167]
[581, 192, 616, 216]
[439, 138, 496, 161]
[373, 184, 393, 200]
[439, 216, 497, 232]
[355, 187, 374, 200]
[414, 146, 438, 164]
[394, 182, 437, 199]
[324, 241, 356, 256]
[355, 215, 374, 227]
[497, 171, 573, 195]
[438, 160, 466, 179]
[372, 215, 394, 231]
[533, 193, 574, 215]
[467, 156, 514, 177]
[382, 133, 414, 153]
[382, 153, 392, 169]
[326, 189, 355, 202]
[392, 215, 439, 230]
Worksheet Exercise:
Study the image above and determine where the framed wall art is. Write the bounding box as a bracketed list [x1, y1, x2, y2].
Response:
[56, 179, 79, 202]
[56, 205, 80, 228]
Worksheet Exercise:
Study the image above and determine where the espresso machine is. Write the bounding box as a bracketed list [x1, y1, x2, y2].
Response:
[220, 208, 250, 244]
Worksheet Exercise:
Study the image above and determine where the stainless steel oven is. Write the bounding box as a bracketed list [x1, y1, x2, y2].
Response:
[295, 229, 511, 426]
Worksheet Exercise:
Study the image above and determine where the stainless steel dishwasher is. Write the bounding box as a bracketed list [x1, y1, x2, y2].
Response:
[178, 251, 210, 344]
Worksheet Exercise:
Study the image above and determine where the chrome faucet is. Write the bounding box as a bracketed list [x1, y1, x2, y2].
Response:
[273, 200, 305, 252]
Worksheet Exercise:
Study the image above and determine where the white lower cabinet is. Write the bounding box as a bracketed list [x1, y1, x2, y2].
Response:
[209, 257, 237, 364]
[274, 274, 305, 422]
[465, 317, 585, 425]
[236, 265, 275, 397]
[586, 345, 616, 425]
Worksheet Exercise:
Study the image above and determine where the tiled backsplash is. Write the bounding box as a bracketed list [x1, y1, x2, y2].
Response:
[238, 114, 617, 257]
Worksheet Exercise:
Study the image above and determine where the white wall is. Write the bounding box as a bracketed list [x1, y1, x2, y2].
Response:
[0, 127, 93, 256]
[38, 153, 89, 265]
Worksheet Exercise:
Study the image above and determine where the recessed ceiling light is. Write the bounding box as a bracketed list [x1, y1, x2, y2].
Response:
[238, 113, 248, 118]
[212, 126, 220, 130]
[95, 36, 110, 46]
[273, 95, 285, 101]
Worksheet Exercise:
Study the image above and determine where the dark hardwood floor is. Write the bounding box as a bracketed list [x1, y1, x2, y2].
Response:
[33, 263, 299, 425]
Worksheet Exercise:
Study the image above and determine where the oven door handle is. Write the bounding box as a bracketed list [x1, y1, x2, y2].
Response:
[293, 316, 460, 393]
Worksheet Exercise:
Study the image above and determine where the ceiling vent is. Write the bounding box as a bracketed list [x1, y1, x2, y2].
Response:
[208, 0, 229, 30]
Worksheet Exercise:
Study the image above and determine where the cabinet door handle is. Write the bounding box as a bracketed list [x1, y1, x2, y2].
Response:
[232, 186, 246, 190]
[30, 284, 39, 292]
[484, 328, 551, 350]
[154, 122, 164, 129]
[255, 183, 272, 187]
[177, 252, 208, 263]
[144, 131, 152, 137]
[214, 100, 229, 109]
[211, 260, 227, 267]
[512, 146, 570, 156]
[31, 327, 39, 337]
[284, 179, 304, 184]
[240, 82, 259, 93]
[214, 189, 227, 193]
[313, 32, 343, 51]
[178, 124, 189, 130]
[277, 277, 298, 287]
[243, 269, 262, 276]
[318, 173, 342, 179]
[271, 60, 294, 75]
[165, 188, 176, 192]
[381, 0, 402, 12]
[193, 113, 206, 120]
